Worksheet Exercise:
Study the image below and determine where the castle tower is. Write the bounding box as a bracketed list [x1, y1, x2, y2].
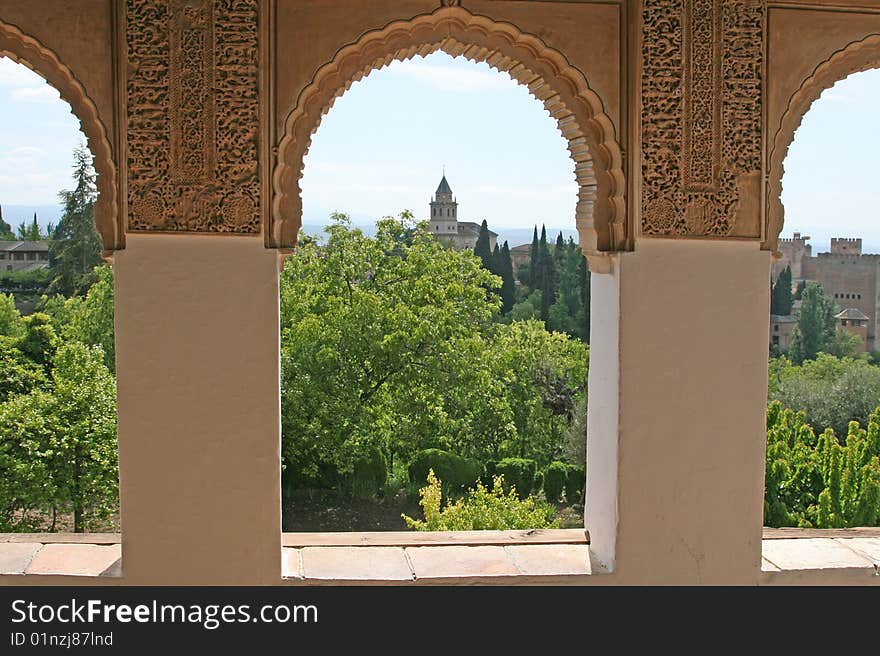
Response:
[429, 174, 458, 238]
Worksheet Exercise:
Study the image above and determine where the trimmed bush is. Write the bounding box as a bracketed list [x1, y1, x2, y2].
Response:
[408, 449, 482, 495]
[349, 447, 386, 499]
[543, 461, 568, 502]
[495, 458, 538, 498]
[565, 465, 585, 504]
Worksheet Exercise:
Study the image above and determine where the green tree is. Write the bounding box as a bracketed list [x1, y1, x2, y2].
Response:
[16, 213, 42, 241]
[0, 293, 23, 337]
[48, 145, 102, 297]
[499, 241, 516, 314]
[789, 282, 837, 363]
[0, 342, 116, 532]
[771, 266, 793, 316]
[0, 204, 14, 240]
[473, 219, 493, 271]
[279, 213, 500, 488]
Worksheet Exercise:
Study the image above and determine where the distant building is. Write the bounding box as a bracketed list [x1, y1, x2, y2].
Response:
[835, 307, 869, 353]
[770, 314, 797, 352]
[773, 235, 880, 350]
[0, 241, 50, 272]
[428, 175, 496, 251]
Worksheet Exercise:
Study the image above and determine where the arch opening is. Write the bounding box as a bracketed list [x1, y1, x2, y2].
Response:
[0, 20, 119, 256]
[272, 7, 626, 272]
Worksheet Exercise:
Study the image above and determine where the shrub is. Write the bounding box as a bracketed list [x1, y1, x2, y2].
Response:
[495, 457, 537, 498]
[348, 447, 386, 499]
[565, 465, 585, 504]
[543, 461, 568, 502]
[408, 449, 482, 495]
[402, 469, 562, 531]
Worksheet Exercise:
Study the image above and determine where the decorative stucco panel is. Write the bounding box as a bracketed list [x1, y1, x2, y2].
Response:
[641, 0, 763, 239]
[125, 0, 261, 235]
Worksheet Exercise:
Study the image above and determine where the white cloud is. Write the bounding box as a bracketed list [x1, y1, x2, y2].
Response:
[11, 85, 62, 104]
[385, 59, 515, 92]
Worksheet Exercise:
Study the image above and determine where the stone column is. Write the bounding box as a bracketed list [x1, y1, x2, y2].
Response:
[587, 240, 771, 584]
[114, 235, 281, 585]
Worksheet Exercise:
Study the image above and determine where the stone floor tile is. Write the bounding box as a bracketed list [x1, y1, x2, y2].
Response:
[301, 546, 413, 580]
[406, 545, 520, 579]
[762, 538, 874, 571]
[505, 544, 591, 576]
[25, 544, 122, 576]
[0, 543, 42, 575]
[834, 538, 880, 565]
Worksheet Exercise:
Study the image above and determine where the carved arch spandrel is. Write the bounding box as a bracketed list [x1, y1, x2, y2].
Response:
[271, 5, 626, 273]
[0, 20, 120, 255]
[765, 34, 880, 255]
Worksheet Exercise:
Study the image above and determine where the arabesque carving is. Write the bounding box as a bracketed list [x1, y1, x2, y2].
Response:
[271, 5, 626, 271]
[125, 0, 261, 235]
[765, 33, 880, 254]
[0, 21, 120, 254]
[641, 0, 763, 239]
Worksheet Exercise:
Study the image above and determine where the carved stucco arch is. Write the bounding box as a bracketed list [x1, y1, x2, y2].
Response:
[272, 6, 626, 272]
[766, 33, 880, 254]
[0, 20, 120, 254]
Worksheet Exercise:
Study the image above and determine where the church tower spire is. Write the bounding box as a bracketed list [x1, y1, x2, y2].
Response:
[429, 172, 458, 238]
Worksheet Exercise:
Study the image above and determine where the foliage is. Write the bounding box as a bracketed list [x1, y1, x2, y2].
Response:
[0, 336, 46, 402]
[0, 293, 23, 337]
[349, 446, 387, 499]
[543, 461, 568, 502]
[0, 342, 117, 532]
[279, 214, 588, 495]
[511, 225, 589, 342]
[764, 401, 880, 528]
[401, 469, 562, 531]
[407, 448, 482, 496]
[789, 282, 838, 363]
[768, 353, 880, 437]
[17, 313, 59, 370]
[48, 144, 103, 297]
[565, 465, 585, 504]
[770, 266, 793, 316]
[495, 457, 538, 498]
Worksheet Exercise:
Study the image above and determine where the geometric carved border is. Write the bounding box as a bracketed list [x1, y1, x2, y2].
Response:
[271, 5, 627, 271]
[765, 33, 880, 254]
[0, 20, 120, 254]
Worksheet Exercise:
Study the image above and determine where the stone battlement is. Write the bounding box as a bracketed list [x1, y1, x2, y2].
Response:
[830, 238, 863, 255]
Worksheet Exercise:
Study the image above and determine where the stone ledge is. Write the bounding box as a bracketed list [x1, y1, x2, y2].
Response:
[2, 530, 880, 584]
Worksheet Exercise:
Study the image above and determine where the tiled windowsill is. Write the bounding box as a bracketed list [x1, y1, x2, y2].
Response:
[2, 528, 880, 584]
[282, 529, 593, 584]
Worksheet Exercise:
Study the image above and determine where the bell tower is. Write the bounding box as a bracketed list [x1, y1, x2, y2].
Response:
[429, 173, 458, 238]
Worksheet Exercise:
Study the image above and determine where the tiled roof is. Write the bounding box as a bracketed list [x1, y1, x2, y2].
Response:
[835, 307, 869, 321]
[0, 240, 49, 252]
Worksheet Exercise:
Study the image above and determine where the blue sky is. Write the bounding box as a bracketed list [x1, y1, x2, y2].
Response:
[2, 52, 879, 251]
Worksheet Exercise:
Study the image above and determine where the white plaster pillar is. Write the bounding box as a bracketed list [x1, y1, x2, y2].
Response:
[586, 240, 771, 584]
[113, 235, 282, 585]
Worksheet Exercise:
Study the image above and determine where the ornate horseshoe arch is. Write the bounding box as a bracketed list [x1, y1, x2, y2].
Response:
[765, 34, 880, 254]
[0, 20, 120, 255]
[271, 5, 626, 272]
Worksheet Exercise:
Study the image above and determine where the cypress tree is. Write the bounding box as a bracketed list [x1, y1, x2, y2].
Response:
[473, 219, 493, 272]
[777, 266, 793, 315]
[491, 242, 502, 276]
[526, 225, 539, 288]
[500, 241, 516, 313]
[538, 225, 553, 321]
